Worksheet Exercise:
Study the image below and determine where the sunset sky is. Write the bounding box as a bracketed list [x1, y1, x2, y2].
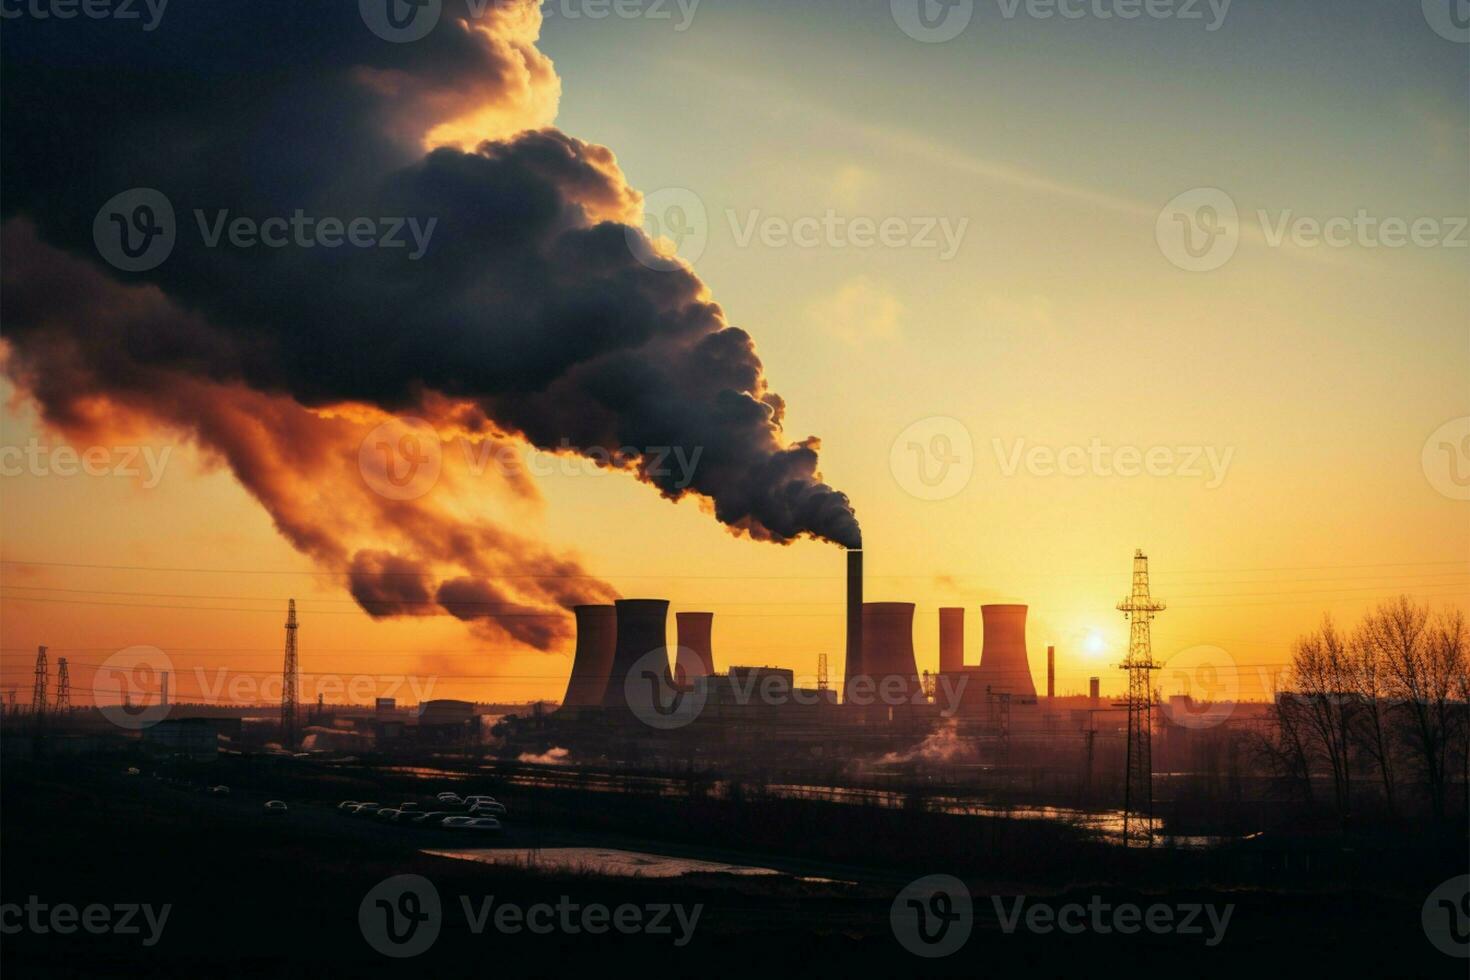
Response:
[2, 1, 1466, 709]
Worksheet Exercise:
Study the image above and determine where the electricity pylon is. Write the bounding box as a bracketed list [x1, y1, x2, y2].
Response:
[53, 657, 71, 713]
[31, 645, 48, 724]
[1117, 550, 1165, 847]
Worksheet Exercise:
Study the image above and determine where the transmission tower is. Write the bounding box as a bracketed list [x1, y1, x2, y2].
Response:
[281, 599, 299, 749]
[53, 657, 71, 713]
[31, 645, 48, 723]
[1116, 549, 1165, 847]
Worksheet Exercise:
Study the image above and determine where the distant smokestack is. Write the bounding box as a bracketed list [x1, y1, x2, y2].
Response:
[561, 605, 617, 708]
[860, 602, 923, 705]
[975, 604, 1037, 697]
[842, 549, 863, 702]
[1047, 645, 1055, 699]
[939, 608, 964, 674]
[1089, 676, 1100, 704]
[675, 612, 716, 682]
[161, 671, 169, 708]
[602, 599, 670, 710]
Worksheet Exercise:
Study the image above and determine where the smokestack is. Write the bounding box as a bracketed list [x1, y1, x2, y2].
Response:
[561, 605, 617, 708]
[1047, 645, 1055, 699]
[842, 549, 863, 703]
[602, 600, 670, 710]
[1089, 676, 1100, 704]
[860, 602, 923, 705]
[161, 671, 169, 708]
[974, 604, 1038, 697]
[674, 612, 716, 682]
[939, 608, 964, 674]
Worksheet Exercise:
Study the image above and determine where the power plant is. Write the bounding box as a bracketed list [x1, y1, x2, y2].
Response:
[550, 547, 1095, 746]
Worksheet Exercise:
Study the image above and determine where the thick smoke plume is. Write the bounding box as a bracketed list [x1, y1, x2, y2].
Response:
[0, 1, 860, 648]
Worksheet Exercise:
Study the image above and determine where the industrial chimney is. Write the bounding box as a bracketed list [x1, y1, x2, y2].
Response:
[1047, 645, 1055, 699]
[860, 602, 923, 705]
[601, 599, 670, 710]
[674, 611, 716, 682]
[841, 549, 863, 703]
[1089, 676, 1101, 705]
[561, 605, 617, 708]
[939, 607, 964, 674]
[974, 604, 1038, 698]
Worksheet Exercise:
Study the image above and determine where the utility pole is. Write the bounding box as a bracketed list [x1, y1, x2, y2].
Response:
[1117, 550, 1165, 847]
[281, 599, 299, 750]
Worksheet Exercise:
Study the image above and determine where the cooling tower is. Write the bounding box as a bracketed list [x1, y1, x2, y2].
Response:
[842, 549, 864, 702]
[939, 607, 964, 674]
[561, 605, 617, 708]
[974, 604, 1037, 697]
[860, 602, 922, 703]
[674, 611, 716, 681]
[601, 599, 670, 709]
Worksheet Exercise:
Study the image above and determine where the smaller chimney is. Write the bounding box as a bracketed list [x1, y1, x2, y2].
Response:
[1089, 676, 1100, 704]
[1046, 646, 1055, 699]
[161, 671, 169, 708]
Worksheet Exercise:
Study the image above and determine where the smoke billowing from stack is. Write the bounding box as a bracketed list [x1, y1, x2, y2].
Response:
[561, 605, 617, 708]
[0, 1, 861, 651]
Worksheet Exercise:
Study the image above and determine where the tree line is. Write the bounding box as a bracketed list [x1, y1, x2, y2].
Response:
[1262, 596, 1469, 825]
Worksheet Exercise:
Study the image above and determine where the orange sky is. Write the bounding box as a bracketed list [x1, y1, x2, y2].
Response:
[3, 3, 1466, 711]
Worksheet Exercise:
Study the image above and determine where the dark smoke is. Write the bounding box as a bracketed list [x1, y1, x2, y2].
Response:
[0, 1, 861, 646]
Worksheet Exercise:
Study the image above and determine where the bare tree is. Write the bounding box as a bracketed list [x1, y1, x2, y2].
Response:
[1289, 617, 1356, 818]
[1359, 597, 1464, 821]
[1426, 607, 1469, 820]
[1349, 612, 1399, 817]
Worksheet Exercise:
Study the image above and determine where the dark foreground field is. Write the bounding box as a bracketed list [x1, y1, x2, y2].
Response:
[1, 757, 1463, 977]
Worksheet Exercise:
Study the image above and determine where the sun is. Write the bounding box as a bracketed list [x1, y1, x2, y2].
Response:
[1084, 632, 1107, 656]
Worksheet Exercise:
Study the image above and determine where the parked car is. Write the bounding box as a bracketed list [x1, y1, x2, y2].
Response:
[209, 785, 231, 796]
[469, 802, 507, 817]
[397, 802, 420, 811]
[463, 795, 498, 805]
[353, 803, 382, 816]
[264, 800, 288, 814]
[337, 800, 360, 811]
[442, 815, 500, 831]
[436, 793, 464, 805]
[375, 808, 401, 821]
[405, 811, 450, 826]
[125, 767, 141, 776]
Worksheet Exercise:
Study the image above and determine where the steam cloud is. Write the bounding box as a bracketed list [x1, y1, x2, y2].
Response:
[0, 1, 860, 649]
